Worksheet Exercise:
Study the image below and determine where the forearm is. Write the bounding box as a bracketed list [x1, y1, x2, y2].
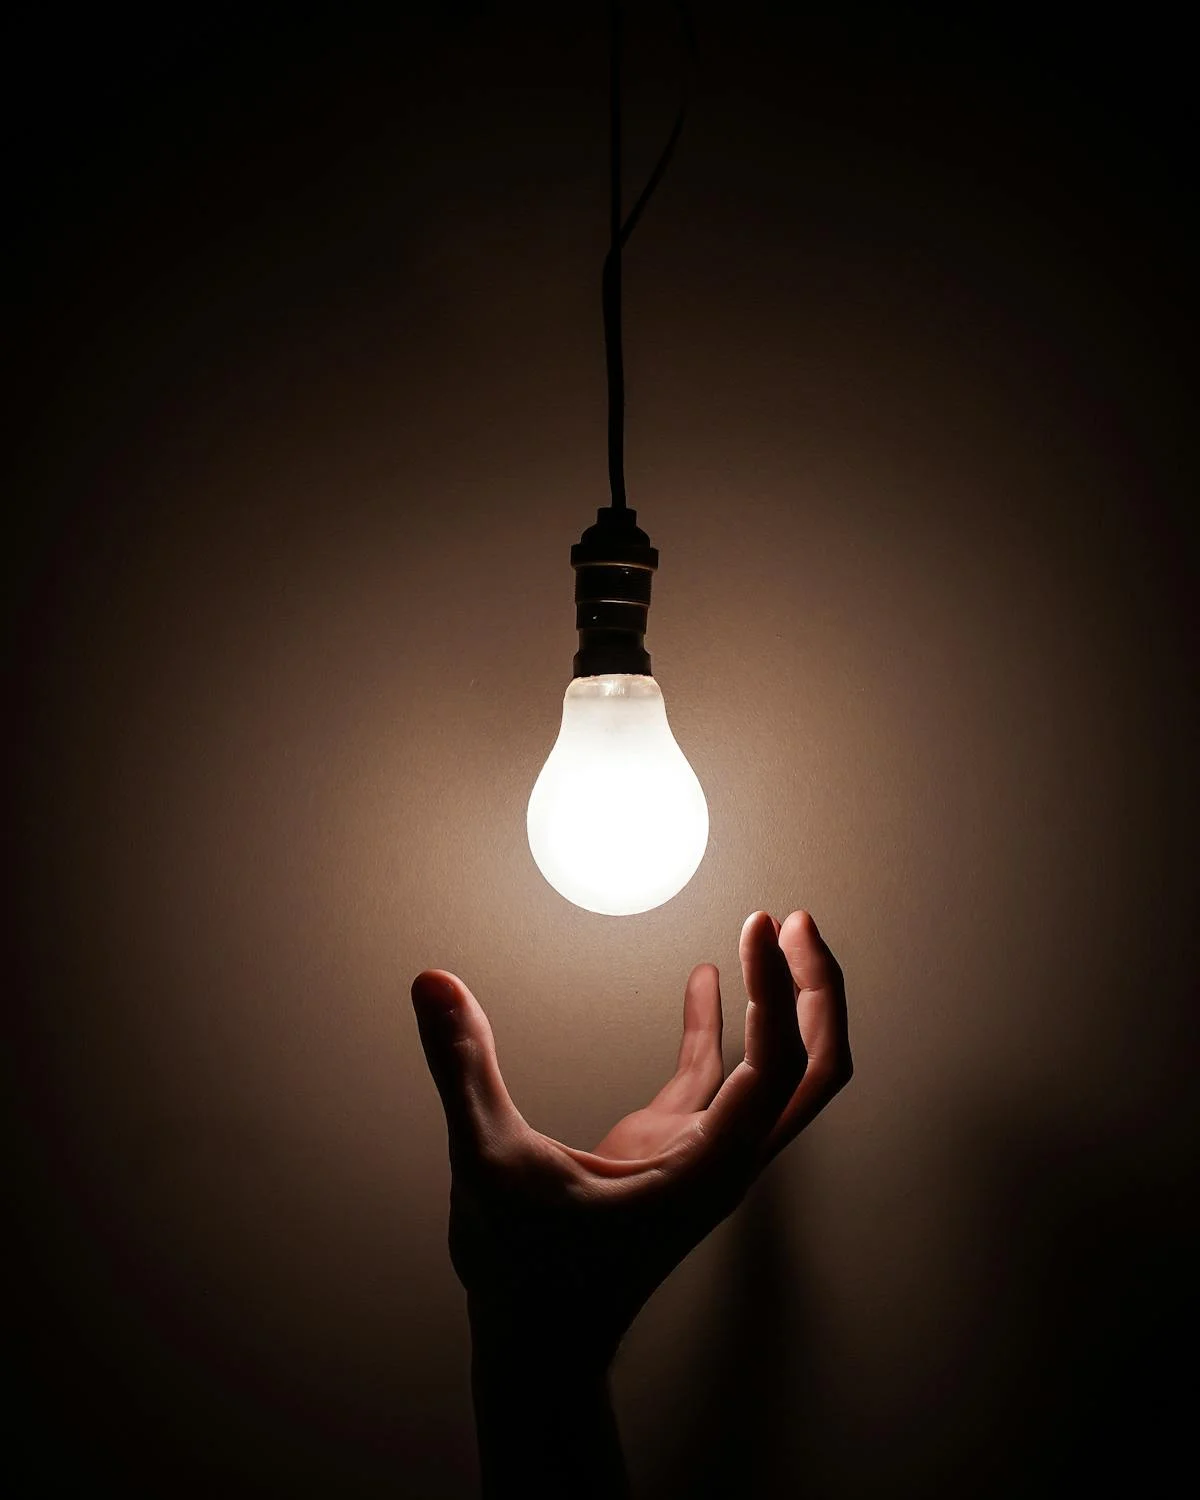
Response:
[469, 1304, 630, 1499]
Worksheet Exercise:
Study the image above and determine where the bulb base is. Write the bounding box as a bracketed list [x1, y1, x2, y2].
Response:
[570, 507, 659, 678]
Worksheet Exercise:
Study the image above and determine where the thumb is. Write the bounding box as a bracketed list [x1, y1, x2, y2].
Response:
[411, 969, 517, 1161]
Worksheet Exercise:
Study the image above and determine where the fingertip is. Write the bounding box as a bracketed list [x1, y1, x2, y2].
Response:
[780, 910, 820, 946]
[411, 969, 463, 1019]
[741, 910, 777, 942]
[684, 960, 723, 1008]
[779, 910, 839, 992]
[411, 967, 453, 998]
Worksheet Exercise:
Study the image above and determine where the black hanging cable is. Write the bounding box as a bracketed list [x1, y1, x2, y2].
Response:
[603, 0, 694, 511]
[570, 3, 692, 680]
[605, 0, 626, 509]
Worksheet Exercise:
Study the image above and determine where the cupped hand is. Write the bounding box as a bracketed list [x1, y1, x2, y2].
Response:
[411, 910, 852, 1367]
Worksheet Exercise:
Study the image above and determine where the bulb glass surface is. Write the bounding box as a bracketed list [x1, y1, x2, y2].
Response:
[527, 674, 708, 916]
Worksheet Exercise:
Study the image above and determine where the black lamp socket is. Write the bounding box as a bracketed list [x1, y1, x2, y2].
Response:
[569, 506, 659, 678]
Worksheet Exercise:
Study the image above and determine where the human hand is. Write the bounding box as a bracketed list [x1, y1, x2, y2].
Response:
[411, 910, 852, 1370]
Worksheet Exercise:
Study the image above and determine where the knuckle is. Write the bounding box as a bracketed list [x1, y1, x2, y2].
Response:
[696, 1056, 724, 1094]
[465, 1122, 526, 1185]
[811, 1047, 854, 1097]
[474, 1136, 509, 1176]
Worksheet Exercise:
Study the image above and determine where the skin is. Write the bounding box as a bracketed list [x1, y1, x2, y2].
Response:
[411, 909, 853, 1498]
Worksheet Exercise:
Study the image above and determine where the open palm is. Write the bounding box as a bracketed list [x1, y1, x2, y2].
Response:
[412, 909, 852, 1365]
[591, 960, 726, 1161]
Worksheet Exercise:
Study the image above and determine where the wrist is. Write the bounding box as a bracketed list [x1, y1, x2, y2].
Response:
[468, 1292, 619, 1379]
[467, 1297, 628, 1499]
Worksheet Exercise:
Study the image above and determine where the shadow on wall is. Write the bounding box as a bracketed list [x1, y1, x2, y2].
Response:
[629, 1102, 1191, 1500]
[934, 1109, 1193, 1498]
[633, 1168, 823, 1500]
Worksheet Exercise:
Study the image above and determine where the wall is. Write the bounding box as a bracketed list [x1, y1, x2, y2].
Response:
[9, 4, 1195, 1496]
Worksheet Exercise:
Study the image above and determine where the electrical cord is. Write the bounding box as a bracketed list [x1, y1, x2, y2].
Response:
[603, 1, 695, 512]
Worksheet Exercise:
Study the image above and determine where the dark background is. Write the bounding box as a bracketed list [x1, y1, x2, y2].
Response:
[6, 3, 1197, 1496]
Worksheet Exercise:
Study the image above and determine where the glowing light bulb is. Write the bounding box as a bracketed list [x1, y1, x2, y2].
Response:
[527, 673, 708, 916]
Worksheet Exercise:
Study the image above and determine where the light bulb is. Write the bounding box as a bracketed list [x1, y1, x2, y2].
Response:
[527, 674, 708, 916]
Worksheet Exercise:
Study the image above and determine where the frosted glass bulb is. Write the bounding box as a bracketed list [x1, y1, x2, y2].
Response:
[527, 674, 709, 916]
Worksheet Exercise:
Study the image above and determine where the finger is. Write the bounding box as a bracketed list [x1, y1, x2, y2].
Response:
[740, 909, 802, 1073]
[763, 911, 853, 1159]
[698, 912, 807, 1155]
[779, 909, 839, 994]
[411, 969, 521, 1163]
[653, 963, 725, 1113]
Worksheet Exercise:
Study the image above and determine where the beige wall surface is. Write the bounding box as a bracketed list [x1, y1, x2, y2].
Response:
[9, 6, 1195, 1497]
